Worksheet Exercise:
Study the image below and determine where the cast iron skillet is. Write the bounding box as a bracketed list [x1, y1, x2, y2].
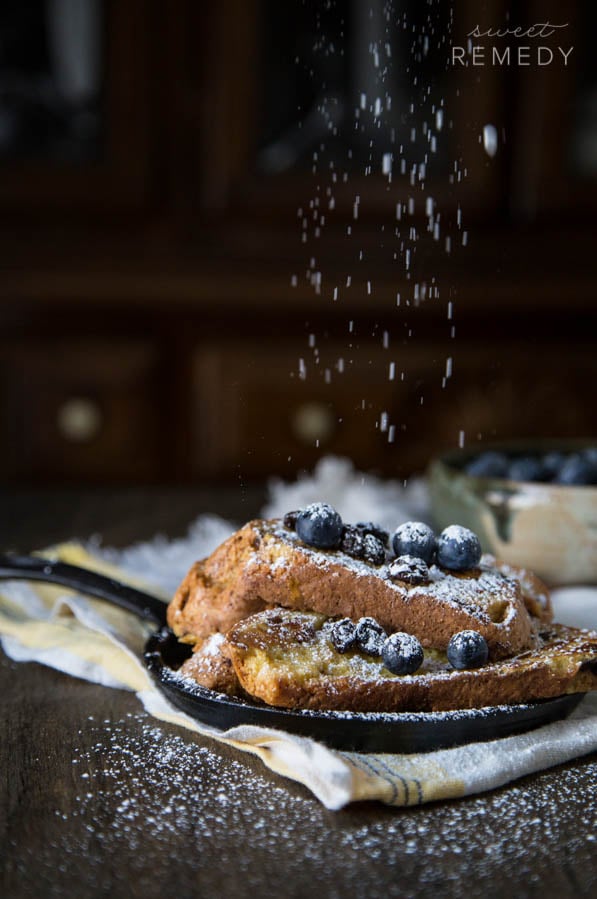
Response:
[0, 553, 584, 753]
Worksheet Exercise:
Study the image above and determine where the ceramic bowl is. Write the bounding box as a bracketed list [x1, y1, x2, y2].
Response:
[428, 441, 597, 586]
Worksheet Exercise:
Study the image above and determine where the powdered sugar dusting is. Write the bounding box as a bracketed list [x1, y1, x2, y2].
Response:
[202, 632, 226, 656]
[45, 711, 597, 896]
[300, 501, 338, 524]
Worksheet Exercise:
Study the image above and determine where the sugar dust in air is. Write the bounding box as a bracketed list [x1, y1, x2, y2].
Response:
[277, 2, 496, 459]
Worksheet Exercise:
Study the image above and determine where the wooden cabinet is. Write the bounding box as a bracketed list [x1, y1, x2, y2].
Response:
[510, 0, 597, 219]
[0, 342, 162, 481]
[0, 2, 595, 485]
[402, 344, 597, 462]
[192, 341, 404, 478]
[0, 1, 154, 215]
[191, 339, 597, 480]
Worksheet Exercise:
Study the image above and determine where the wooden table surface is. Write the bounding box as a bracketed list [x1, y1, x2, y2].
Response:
[1, 488, 596, 899]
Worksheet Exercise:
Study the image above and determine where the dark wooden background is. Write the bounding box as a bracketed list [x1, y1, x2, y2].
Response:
[0, 0, 595, 487]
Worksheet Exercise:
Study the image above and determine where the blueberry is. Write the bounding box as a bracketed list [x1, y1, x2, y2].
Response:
[283, 510, 300, 530]
[361, 533, 386, 566]
[392, 521, 436, 564]
[507, 456, 547, 483]
[328, 618, 357, 654]
[340, 525, 365, 557]
[447, 630, 489, 669]
[355, 617, 387, 656]
[582, 447, 597, 468]
[436, 525, 482, 571]
[382, 632, 424, 675]
[543, 451, 566, 479]
[381, 633, 424, 674]
[296, 502, 343, 549]
[554, 453, 597, 486]
[465, 451, 509, 479]
[341, 527, 386, 565]
[387, 555, 430, 586]
[355, 521, 390, 546]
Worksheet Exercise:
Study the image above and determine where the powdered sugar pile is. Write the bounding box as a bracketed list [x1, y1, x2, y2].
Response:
[93, 515, 236, 596]
[262, 457, 428, 531]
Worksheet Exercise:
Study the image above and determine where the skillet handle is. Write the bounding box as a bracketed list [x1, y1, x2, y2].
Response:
[0, 554, 167, 627]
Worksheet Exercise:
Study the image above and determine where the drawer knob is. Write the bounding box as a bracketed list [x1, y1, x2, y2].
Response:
[56, 397, 102, 442]
[291, 401, 336, 446]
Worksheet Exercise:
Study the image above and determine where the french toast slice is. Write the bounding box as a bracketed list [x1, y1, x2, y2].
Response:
[167, 519, 543, 661]
[225, 609, 597, 713]
[177, 632, 241, 697]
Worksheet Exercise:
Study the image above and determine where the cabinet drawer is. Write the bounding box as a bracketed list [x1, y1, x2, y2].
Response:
[422, 344, 597, 453]
[192, 341, 447, 478]
[0, 341, 162, 481]
[192, 341, 597, 479]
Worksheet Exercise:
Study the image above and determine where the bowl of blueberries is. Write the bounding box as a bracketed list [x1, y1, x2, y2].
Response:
[428, 440, 597, 586]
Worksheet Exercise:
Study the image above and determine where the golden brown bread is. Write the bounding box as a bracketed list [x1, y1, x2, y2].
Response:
[225, 609, 597, 713]
[177, 633, 240, 697]
[167, 519, 546, 661]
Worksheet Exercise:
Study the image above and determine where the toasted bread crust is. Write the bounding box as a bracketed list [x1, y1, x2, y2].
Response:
[226, 610, 597, 713]
[177, 633, 240, 696]
[487, 555, 552, 622]
[167, 519, 540, 660]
